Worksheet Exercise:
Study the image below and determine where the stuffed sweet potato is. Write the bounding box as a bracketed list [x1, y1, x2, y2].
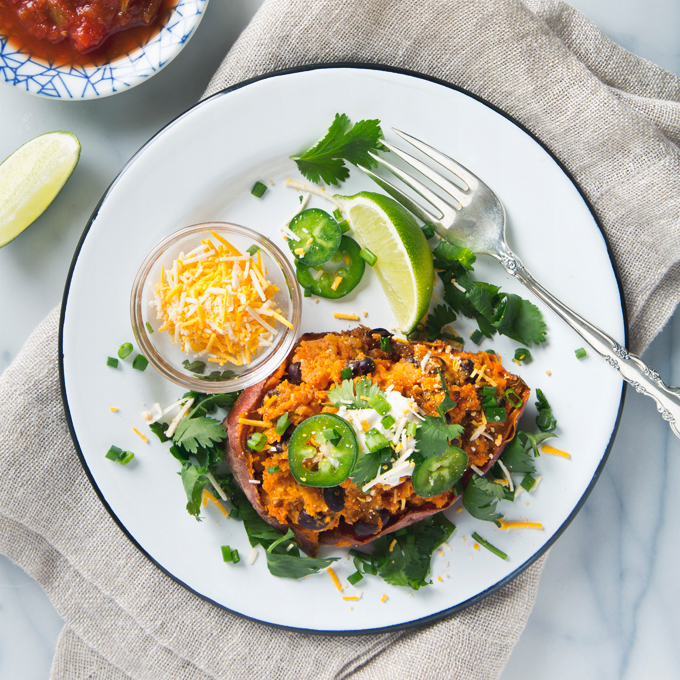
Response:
[225, 328, 529, 556]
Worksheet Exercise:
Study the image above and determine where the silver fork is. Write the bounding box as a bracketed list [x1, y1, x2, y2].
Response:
[360, 129, 680, 439]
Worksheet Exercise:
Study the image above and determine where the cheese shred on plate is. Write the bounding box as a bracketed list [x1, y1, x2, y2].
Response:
[152, 232, 292, 366]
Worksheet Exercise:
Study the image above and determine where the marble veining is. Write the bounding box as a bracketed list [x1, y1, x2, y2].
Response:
[0, 0, 678, 678]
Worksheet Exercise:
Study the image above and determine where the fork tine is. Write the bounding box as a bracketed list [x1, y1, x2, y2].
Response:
[380, 140, 471, 207]
[367, 151, 459, 222]
[393, 129, 479, 191]
[357, 164, 442, 225]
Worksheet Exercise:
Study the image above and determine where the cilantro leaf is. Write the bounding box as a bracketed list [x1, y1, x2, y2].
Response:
[435, 369, 457, 420]
[180, 464, 208, 519]
[149, 421, 170, 442]
[499, 433, 537, 474]
[462, 475, 505, 525]
[172, 416, 227, 454]
[424, 304, 460, 342]
[265, 529, 339, 579]
[415, 416, 464, 460]
[327, 377, 383, 410]
[433, 240, 477, 270]
[350, 451, 380, 488]
[228, 484, 282, 547]
[353, 515, 456, 590]
[290, 114, 385, 185]
[492, 295, 546, 345]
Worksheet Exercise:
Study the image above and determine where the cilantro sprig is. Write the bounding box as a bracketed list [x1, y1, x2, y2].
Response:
[327, 376, 386, 410]
[290, 113, 385, 185]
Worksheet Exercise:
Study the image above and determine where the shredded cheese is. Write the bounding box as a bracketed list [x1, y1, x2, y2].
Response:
[154, 233, 291, 367]
[132, 427, 148, 443]
[333, 312, 360, 321]
[499, 521, 543, 530]
[327, 567, 343, 592]
[541, 444, 571, 458]
[202, 489, 230, 518]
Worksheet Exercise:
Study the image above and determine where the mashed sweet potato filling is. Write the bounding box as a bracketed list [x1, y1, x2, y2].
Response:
[238, 329, 528, 539]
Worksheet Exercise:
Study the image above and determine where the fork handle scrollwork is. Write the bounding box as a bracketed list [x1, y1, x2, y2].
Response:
[499, 249, 680, 439]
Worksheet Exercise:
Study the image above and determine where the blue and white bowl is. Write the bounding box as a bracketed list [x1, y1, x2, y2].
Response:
[0, 0, 208, 100]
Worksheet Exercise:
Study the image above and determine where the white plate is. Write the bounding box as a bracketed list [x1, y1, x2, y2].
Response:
[60, 65, 625, 633]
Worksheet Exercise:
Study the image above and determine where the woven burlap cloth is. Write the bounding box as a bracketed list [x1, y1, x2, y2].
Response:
[1, 0, 679, 678]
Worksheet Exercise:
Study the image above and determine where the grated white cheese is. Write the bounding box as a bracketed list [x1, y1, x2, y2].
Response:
[248, 548, 259, 565]
[497, 459, 514, 492]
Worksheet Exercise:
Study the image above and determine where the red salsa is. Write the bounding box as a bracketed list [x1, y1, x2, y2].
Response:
[0, 0, 175, 64]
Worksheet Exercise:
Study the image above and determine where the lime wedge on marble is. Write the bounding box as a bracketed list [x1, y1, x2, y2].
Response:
[0, 131, 80, 248]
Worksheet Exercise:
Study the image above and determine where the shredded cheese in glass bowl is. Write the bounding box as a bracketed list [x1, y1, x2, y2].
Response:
[131, 222, 302, 392]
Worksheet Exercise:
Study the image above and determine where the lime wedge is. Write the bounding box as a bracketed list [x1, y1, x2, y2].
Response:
[0, 131, 81, 248]
[335, 191, 433, 333]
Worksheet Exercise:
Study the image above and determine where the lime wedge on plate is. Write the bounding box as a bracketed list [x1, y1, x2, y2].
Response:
[335, 191, 433, 333]
[0, 131, 81, 248]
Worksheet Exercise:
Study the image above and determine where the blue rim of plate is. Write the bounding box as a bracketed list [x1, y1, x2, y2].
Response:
[0, 0, 208, 99]
[58, 63, 627, 635]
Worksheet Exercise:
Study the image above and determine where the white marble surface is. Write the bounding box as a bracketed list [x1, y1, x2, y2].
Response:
[0, 1, 678, 678]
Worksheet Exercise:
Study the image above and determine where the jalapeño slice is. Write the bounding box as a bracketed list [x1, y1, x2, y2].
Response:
[288, 413, 358, 487]
[287, 208, 342, 266]
[412, 446, 468, 497]
[296, 235, 366, 299]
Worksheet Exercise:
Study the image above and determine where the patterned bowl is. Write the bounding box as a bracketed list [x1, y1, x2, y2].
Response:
[0, 0, 208, 99]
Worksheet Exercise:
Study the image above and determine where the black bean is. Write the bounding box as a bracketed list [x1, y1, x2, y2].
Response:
[272, 442, 284, 453]
[402, 355, 419, 365]
[287, 361, 302, 384]
[296, 509, 328, 531]
[323, 486, 345, 512]
[371, 328, 393, 337]
[349, 357, 375, 376]
[353, 520, 381, 536]
[459, 358, 476, 384]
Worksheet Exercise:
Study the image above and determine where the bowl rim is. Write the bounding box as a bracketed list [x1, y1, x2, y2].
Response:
[130, 221, 303, 394]
[0, 0, 209, 100]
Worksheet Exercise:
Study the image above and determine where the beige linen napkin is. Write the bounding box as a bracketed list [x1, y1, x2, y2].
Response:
[1, 1, 679, 679]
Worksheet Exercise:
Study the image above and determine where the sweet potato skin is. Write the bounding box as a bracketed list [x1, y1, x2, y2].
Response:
[224, 329, 529, 555]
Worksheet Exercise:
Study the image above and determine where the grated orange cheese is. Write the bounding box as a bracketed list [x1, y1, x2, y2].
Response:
[132, 427, 148, 443]
[202, 489, 230, 518]
[152, 232, 291, 366]
[327, 567, 343, 592]
[333, 312, 360, 321]
[499, 521, 543, 530]
[541, 444, 571, 458]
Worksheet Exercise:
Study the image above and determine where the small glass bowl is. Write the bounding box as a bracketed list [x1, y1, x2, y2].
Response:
[130, 222, 302, 393]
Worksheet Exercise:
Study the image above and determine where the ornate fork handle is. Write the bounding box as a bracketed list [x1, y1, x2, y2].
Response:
[499, 248, 680, 438]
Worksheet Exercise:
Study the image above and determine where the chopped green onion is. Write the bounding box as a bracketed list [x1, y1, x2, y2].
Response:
[333, 208, 343, 221]
[267, 465, 281, 474]
[514, 347, 532, 362]
[472, 532, 507, 560]
[536, 409, 556, 432]
[106, 357, 119, 368]
[231, 549, 240, 563]
[118, 342, 133, 359]
[338, 220, 351, 233]
[145, 322, 154, 334]
[221, 545, 234, 563]
[575, 347, 587, 359]
[359, 248, 377, 266]
[182, 359, 206, 374]
[132, 354, 148, 371]
[421, 222, 435, 239]
[247, 432, 267, 451]
[481, 386, 496, 398]
[505, 388, 523, 408]
[303, 287, 312, 298]
[369, 393, 391, 415]
[481, 396, 498, 408]
[365, 429, 389, 453]
[251, 181, 267, 198]
[381, 414, 396, 429]
[340, 367, 353, 381]
[247, 244, 259, 257]
[520, 473, 536, 492]
[275, 413, 291, 436]
[317, 428, 339, 444]
[485, 349, 496, 355]
[105, 445, 123, 461]
[105, 445, 134, 465]
[470, 329, 483, 344]
[379, 336, 391, 352]
[484, 407, 506, 423]
[347, 571, 363, 585]
[406, 422, 418, 438]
